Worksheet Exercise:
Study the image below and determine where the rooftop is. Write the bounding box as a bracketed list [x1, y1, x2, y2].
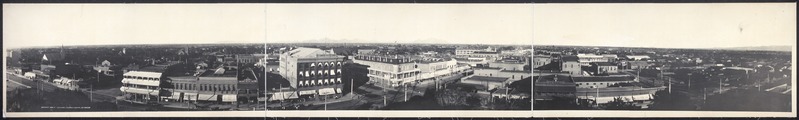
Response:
[473, 51, 499, 54]
[561, 55, 579, 62]
[124, 71, 163, 78]
[572, 76, 635, 82]
[285, 47, 342, 58]
[592, 62, 616, 66]
[465, 76, 510, 83]
[535, 75, 575, 83]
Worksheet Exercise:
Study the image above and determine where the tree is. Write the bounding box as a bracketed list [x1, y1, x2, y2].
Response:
[604, 97, 640, 110]
[649, 90, 695, 110]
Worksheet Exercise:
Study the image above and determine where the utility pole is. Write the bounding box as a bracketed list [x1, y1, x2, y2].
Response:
[719, 77, 722, 93]
[350, 77, 354, 98]
[404, 83, 407, 102]
[687, 73, 692, 88]
[90, 84, 93, 103]
[703, 88, 707, 104]
[668, 77, 672, 94]
[595, 86, 599, 106]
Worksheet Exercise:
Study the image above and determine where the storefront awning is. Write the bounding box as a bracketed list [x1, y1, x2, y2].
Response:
[299, 90, 317, 95]
[269, 92, 298, 101]
[319, 88, 336, 95]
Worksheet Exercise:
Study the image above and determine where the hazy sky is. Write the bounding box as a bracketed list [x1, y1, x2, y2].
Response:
[5, 4, 794, 49]
[534, 3, 796, 48]
[3, 4, 266, 48]
[265, 4, 534, 45]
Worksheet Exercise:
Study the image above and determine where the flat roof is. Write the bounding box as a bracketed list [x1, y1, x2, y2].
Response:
[572, 76, 635, 82]
[592, 62, 616, 66]
[561, 55, 579, 62]
[465, 76, 510, 83]
[124, 71, 163, 78]
[500, 70, 530, 73]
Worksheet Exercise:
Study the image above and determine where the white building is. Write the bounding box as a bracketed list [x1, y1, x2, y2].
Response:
[120, 71, 164, 103]
[353, 55, 421, 88]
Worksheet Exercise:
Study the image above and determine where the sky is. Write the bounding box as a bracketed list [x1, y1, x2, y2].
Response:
[5, 4, 794, 49]
[534, 3, 796, 48]
[3, 4, 266, 49]
[265, 4, 534, 45]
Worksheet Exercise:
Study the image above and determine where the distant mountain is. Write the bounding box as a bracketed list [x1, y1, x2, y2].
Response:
[717, 45, 793, 52]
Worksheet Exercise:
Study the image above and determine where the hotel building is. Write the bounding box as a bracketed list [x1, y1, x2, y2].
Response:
[279, 47, 346, 97]
[352, 55, 420, 88]
[120, 71, 165, 103]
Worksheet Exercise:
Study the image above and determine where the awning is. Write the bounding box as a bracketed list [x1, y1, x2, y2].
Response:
[120, 87, 159, 96]
[197, 94, 217, 101]
[299, 90, 317, 95]
[122, 78, 160, 87]
[191, 94, 236, 102]
[167, 92, 199, 101]
[222, 94, 237, 102]
[319, 88, 336, 95]
[269, 92, 298, 101]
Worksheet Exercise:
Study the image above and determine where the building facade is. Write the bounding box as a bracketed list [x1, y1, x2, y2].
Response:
[279, 47, 346, 96]
[120, 71, 165, 103]
[533, 55, 552, 68]
[561, 56, 582, 75]
[352, 55, 420, 88]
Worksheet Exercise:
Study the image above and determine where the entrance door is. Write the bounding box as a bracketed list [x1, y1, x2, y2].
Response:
[217, 95, 223, 103]
[179, 92, 185, 102]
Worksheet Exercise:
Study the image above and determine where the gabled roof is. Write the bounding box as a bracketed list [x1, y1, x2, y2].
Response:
[42, 53, 65, 61]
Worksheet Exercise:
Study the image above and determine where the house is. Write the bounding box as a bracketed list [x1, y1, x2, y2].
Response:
[561, 55, 582, 75]
[590, 62, 619, 75]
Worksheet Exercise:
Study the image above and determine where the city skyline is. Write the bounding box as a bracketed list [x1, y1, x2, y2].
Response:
[533, 3, 796, 49]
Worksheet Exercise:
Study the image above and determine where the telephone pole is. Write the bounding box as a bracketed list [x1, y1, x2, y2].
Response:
[668, 77, 672, 94]
[687, 73, 692, 88]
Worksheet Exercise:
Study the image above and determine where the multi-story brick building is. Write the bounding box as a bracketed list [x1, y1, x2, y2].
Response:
[279, 47, 346, 97]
